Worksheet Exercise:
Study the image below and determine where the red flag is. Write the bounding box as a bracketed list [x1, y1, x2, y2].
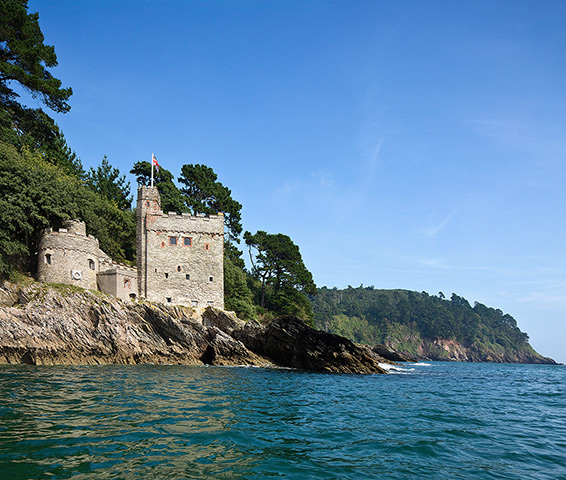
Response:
[152, 154, 160, 172]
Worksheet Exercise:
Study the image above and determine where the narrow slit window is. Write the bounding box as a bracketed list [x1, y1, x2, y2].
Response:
[185, 274, 190, 280]
[45, 254, 52, 265]
[209, 276, 214, 282]
[177, 266, 182, 272]
[164, 273, 169, 279]
[204, 243, 210, 251]
[88, 259, 95, 270]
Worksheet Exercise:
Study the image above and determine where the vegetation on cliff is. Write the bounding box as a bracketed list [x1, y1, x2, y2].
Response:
[311, 286, 554, 363]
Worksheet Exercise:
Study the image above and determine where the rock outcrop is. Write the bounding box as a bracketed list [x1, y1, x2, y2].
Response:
[372, 344, 417, 363]
[381, 335, 558, 364]
[0, 282, 388, 373]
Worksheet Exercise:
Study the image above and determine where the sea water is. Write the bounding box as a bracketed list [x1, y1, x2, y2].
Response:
[0, 362, 564, 480]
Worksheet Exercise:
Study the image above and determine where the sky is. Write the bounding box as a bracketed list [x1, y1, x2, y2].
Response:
[25, 0, 566, 363]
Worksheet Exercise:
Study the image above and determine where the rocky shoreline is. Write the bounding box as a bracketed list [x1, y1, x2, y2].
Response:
[0, 282, 394, 373]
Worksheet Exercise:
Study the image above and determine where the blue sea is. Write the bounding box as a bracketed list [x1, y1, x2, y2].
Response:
[0, 362, 565, 479]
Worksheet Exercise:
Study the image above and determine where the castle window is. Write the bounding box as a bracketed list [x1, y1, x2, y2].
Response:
[129, 293, 136, 299]
[177, 266, 182, 272]
[88, 259, 95, 270]
[192, 300, 198, 307]
[166, 297, 172, 303]
[146, 201, 150, 207]
[209, 276, 214, 282]
[124, 278, 131, 289]
[207, 301, 214, 306]
[164, 273, 169, 279]
[45, 254, 52, 265]
[169, 236, 177, 246]
[204, 243, 210, 251]
[185, 274, 190, 280]
[183, 237, 192, 246]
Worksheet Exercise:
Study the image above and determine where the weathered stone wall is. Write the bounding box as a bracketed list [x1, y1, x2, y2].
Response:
[137, 186, 224, 308]
[37, 223, 110, 290]
[136, 186, 161, 299]
[97, 266, 137, 301]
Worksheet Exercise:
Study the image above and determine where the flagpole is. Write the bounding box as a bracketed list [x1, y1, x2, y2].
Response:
[150, 152, 154, 188]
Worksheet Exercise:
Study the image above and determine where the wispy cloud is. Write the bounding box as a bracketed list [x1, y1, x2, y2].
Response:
[419, 212, 454, 237]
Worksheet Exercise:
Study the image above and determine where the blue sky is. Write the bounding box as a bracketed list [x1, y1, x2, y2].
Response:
[27, 0, 566, 363]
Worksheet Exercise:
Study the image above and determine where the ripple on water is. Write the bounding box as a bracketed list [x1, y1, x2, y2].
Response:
[0, 363, 565, 480]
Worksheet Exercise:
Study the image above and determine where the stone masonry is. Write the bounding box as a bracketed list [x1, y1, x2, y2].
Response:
[37, 220, 112, 291]
[136, 186, 224, 308]
[37, 186, 224, 307]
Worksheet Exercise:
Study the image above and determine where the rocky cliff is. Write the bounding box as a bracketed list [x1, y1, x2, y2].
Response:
[406, 337, 557, 364]
[0, 281, 390, 373]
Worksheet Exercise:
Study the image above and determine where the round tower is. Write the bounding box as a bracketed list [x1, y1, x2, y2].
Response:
[36, 221, 104, 290]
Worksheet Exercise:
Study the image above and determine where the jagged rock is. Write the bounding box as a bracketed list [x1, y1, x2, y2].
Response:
[0, 282, 18, 307]
[202, 307, 244, 335]
[372, 344, 417, 363]
[0, 283, 388, 373]
[230, 316, 388, 374]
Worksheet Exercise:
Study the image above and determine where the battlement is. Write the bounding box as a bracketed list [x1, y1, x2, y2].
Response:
[43, 226, 99, 245]
[36, 184, 224, 308]
[161, 211, 224, 219]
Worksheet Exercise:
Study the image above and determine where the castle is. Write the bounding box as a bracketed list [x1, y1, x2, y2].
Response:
[37, 186, 224, 308]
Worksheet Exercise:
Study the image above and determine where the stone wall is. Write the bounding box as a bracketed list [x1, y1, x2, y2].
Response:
[96, 266, 137, 301]
[37, 223, 110, 290]
[137, 186, 224, 308]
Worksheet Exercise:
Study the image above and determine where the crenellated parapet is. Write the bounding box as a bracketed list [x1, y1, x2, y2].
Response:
[37, 220, 110, 290]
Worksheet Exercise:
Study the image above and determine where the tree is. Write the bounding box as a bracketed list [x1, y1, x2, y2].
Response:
[178, 164, 242, 243]
[0, 143, 135, 276]
[0, 0, 72, 113]
[0, 1, 81, 177]
[223, 253, 256, 320]
[244, 230, 316, 321]
[86, 156, 132, 210]
[130, 160, 187, 214]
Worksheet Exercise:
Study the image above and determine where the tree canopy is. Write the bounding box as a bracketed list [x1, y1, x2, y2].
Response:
[130, 160, 188, 214]
[87, 156, 132, 210]
[178, 164, 243, 243]
[311, 286, 533, 358]
[0, 143, 135, 275]
[245, 230, 316, 322]
[0, 0, 72, 113]
[0, 0, 81, 177]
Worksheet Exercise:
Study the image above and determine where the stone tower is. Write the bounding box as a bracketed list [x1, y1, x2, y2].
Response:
[37, 220, 111, 290]
[136, 186, 224, 308]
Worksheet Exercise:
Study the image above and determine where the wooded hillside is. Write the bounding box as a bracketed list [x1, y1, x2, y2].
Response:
[311, 286, 554, 363]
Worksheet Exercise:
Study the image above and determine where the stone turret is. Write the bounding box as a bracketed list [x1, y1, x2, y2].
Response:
[36, 221, 109, 290]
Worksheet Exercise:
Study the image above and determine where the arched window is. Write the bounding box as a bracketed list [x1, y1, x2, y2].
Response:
[88, 259, 95, 270]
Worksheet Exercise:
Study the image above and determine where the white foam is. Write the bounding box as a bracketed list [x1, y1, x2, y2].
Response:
[379, 363, 416, 374]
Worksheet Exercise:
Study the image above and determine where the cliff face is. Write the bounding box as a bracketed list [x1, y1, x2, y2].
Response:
[382, 335, 557, 364]
[0, 282, 389, 373]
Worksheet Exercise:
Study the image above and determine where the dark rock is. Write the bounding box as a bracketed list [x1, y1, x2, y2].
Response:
[232, 316, 387, 374]
[372, 344, 417, 363]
